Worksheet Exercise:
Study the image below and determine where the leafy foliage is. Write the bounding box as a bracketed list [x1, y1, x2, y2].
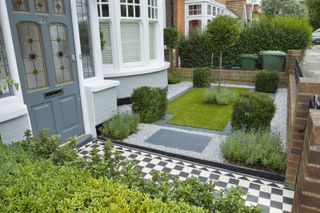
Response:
[193, 67, 211, 88]
[255, 71, 280, 93]
[261, 0, 308, 18]
[168, 72, 182, 84]
[2, 131, 260, 213]
[0, 144, 204, 213]
[231, 92, 276, 131]
[221, 130, 286, 172]
[305, 0, 320, 29]
[18, 129, 77, 166]
[203, 88, 235, 105]
[100, 113, 140, 140]
[164, 28, 180, 48]
[206, 15, 241, 52]
[179, 16, 312, 68]
[131, 87, 168, 123]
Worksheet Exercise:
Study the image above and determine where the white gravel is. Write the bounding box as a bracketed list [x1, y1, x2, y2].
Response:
[270, 88, 288, 149]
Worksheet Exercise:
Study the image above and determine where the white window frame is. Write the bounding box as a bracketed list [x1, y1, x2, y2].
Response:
[189, 4, 202, 16]
[120, 0, 141, 19]
[148, 0, 158, 61]
[207, 4, 211, 15]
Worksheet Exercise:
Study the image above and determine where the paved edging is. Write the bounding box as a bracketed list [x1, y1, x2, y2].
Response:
[98, 135, 285, 182]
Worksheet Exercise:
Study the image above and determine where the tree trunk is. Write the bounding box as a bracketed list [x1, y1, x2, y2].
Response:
[218, 51, 223, 92]
[169, 47, 173, 71]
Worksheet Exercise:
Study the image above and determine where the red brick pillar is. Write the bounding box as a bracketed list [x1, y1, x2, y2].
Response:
[173, 0, 185, 35]
[285, 50, 302, 73]
[292, 110, 320, 213]
[285, 78, 320, 188]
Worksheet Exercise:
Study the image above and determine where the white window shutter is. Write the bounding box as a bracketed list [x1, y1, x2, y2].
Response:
[99, 21, 113, 64]
[121, 22, 141, 63]
[149, 22, 156, 60]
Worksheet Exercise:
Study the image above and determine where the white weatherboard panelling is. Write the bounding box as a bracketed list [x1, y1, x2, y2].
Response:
[0, 115, 30, 144]
[93, 88, 117, 125]
[121, 22, 141, 63]
[100, 21, 113, 64]
[107, 69, 168, 99]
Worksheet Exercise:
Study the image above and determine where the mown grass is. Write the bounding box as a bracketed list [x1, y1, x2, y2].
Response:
[167, 87, 248, 131]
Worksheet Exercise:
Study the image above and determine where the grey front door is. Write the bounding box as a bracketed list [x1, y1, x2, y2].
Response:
[7, 0, 85, 143]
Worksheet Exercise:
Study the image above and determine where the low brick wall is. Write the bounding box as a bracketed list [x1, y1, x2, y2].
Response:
[292, 110, 320, 213]
[174, 68, 288, 88]
[285, 78, 320, 188]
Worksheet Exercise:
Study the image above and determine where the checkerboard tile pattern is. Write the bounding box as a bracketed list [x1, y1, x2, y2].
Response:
[76, 140, 293, 213]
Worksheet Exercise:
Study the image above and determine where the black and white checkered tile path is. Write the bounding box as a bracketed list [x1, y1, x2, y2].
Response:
[76, 140, 293, 213]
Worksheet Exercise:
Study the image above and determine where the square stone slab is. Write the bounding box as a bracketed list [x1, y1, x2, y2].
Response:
[145, 129, 211, 153]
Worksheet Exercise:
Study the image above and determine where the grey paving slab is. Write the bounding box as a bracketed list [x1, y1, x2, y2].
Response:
[145, 129, 211, 153]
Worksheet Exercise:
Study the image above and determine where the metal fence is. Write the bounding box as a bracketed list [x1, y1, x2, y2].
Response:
[294, 57, 303, 85]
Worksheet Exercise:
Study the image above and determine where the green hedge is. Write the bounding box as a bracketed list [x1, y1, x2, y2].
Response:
[131, 87, 168, 123]
[231, 92, 276, 130]
[0, 144, 204, 212]
[6, 131, 260, 213]
[193, 67, 211, 88]
[101, 113, 140, 140]
[168, 72, 182, 84]
[255, 71, 280, 93]
[221, 130, 286, 172]
[179, 16, 312, 68]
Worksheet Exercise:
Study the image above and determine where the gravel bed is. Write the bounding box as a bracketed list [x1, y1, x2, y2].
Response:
[115, 83, 288, 163]
[124, 124, 225, 162]
[270, 88, 288, 149]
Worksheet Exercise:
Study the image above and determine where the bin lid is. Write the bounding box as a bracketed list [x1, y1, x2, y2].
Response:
[260, 51, 287, 56]
[239, 54, 259, 59]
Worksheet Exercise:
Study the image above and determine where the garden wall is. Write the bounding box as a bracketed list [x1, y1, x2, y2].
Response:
[292, 110, 320, 213]
[174, 68, 289, 88]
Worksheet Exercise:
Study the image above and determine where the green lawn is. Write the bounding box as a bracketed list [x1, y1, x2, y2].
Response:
[167, 87, 248, 131]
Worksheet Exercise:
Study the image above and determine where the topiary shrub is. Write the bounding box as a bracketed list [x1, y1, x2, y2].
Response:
[221, 130, 286, 172]
[255, 71, 279, 93]
[100, 113, 140, 140]
[203, 88, 235, 105]
[131, 87, 168, 123]
[231, 92, 276, 130]
[193, 67, 211, 88]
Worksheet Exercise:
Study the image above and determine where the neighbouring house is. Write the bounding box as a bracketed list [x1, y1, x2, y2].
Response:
[0, 0, 168, 144]
[165, 0, 262, 36]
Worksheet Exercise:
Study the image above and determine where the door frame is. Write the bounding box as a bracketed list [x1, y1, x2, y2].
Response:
[6, 0, 87, 142]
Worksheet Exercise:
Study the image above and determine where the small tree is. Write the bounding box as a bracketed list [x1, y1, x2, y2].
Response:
[164, 28, 179, 71]
[206, 16, 240, 91]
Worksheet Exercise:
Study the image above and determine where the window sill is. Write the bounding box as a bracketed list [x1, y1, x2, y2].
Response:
[84, 78, 120, 93]
[103, 62, 169, 78]
[0, 96, 28, 123]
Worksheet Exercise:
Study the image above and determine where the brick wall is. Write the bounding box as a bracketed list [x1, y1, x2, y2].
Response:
[292, 110, 320, 213]
[174, 68, 289, 87]
[285, 78, 320, 188]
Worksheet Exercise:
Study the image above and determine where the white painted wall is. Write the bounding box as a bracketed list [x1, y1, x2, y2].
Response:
[0, 1, 31, 144]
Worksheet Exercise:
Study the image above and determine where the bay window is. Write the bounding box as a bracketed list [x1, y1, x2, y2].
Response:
[97, 0, 113, 64]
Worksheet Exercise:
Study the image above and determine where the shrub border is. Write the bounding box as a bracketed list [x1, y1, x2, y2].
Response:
[97, 135, 285, 182]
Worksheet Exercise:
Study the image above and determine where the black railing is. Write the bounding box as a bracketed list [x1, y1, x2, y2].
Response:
[294, 57, 304, 85]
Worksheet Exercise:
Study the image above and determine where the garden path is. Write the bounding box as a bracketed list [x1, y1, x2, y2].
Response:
[77, 140, 293, 213]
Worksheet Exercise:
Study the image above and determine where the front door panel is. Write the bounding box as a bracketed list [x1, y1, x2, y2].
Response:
[7, 0, 84, 142]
